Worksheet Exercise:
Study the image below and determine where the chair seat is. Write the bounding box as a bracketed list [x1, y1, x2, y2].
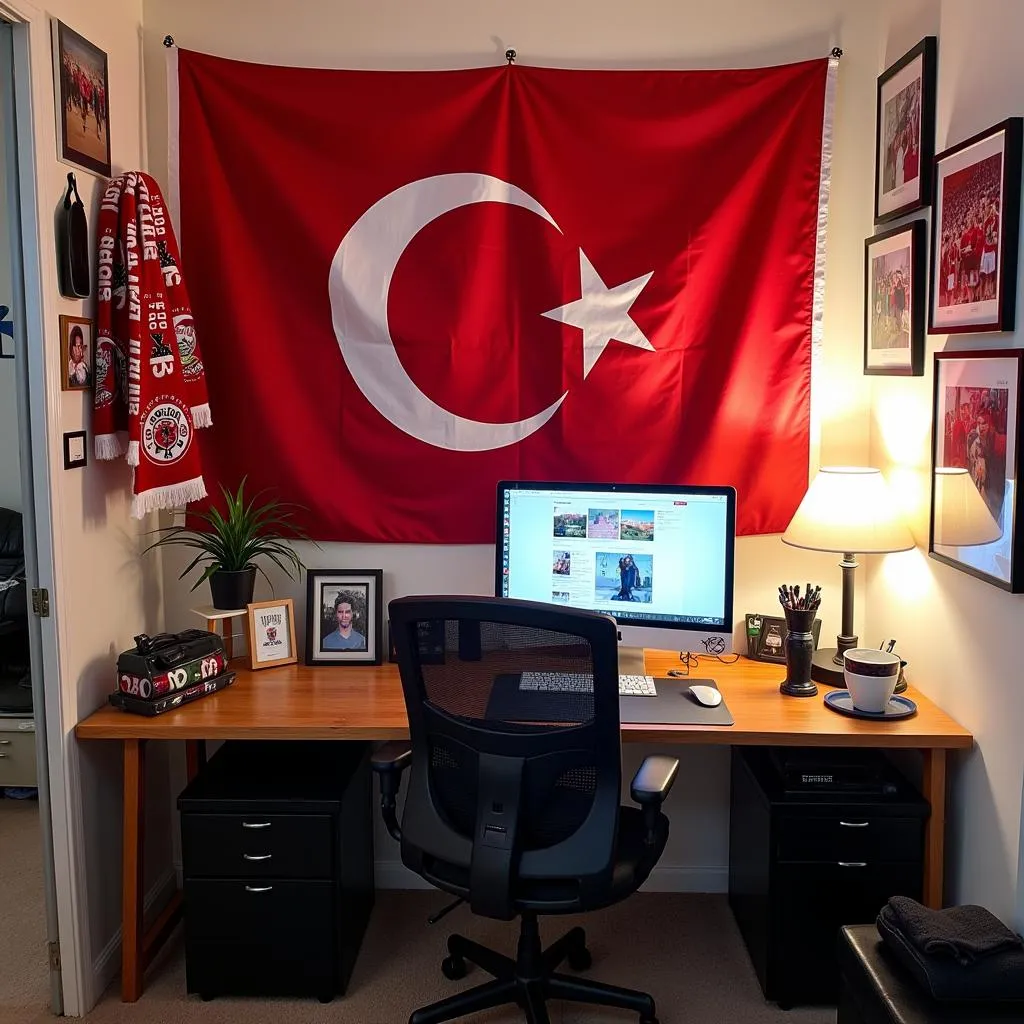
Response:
[419, 806, 668, 915]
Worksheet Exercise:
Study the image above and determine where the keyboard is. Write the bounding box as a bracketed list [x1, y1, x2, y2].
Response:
[518, 672, 658, 697]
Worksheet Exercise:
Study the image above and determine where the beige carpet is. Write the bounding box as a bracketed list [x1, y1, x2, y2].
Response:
[0, 798, 49, 1021]
[10, 891, 836, 1023]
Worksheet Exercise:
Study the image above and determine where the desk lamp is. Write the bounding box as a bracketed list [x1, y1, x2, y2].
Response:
[932, 467, 1002, 547]
[782, 467, 913, 686]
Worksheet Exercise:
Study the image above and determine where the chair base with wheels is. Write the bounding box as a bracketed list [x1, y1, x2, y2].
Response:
[413, 913, 657, 1024]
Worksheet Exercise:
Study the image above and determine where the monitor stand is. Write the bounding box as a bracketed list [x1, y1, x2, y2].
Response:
[617, 644, 646, 675]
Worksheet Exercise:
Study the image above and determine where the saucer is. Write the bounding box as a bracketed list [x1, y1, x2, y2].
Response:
[823, 690, 917, 721]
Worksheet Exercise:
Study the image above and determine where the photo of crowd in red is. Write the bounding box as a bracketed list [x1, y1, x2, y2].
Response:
[54, 21, 111, 176]
[941, 385, 1009, 522]
[936, 153, 1002, 310]
[881, 78, 921, 197]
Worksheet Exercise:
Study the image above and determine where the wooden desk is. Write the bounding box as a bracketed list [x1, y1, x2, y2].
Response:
[76, 652, 971, 1002]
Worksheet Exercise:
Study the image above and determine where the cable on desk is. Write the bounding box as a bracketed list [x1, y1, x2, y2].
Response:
[668, 651, 740, 676]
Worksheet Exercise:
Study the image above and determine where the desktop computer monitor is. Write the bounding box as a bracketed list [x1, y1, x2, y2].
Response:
[496, 480, 736, 658]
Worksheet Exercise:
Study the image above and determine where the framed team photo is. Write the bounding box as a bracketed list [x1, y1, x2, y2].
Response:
[59, 314, 93, 391]
[51, 20, 111, 177]
[875, 37, 936, 223]
[930, 118, 1023, 334]
[930, 350, 1024, 592]
[305, 569, 383, 666]
[245, 598, 298, 670]
[864, 221, 925, 376]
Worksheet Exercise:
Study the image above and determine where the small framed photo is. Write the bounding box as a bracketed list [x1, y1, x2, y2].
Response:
[875, 37, 936, 223]
[864, 221, 926, 376]
[930, 349, 1024, 591]
[59, 314, 93, 390]
[305, 569, 383, 666]
[51, 20, 111, 177]
[930, 118, 1023, 334]
[246, 598, 298, 670]
[745, 612, 821, 664]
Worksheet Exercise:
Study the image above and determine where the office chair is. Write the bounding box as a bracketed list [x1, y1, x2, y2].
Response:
[373, 596, 679, 1024]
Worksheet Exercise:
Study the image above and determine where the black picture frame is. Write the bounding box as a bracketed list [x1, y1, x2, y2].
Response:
[929, 349, 1024, 592]
[51, 20, 111, 178]
[745, 612, 821, 664]
[864, 221, 926, 376]
[304, 569, 383, 666]
[874, 36, 936, 224]
[62, 430, 87, 470]
[929, 118, 1023, 334]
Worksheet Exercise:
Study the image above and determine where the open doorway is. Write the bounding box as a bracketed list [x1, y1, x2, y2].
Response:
[0, 14, 61, 1020]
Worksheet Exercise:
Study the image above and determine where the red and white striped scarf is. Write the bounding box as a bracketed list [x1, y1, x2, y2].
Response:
[93, 172, 212, 517]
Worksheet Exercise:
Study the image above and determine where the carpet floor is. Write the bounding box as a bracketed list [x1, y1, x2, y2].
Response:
[0, 797, 49, 1021]
[8, 891, 837, 1023]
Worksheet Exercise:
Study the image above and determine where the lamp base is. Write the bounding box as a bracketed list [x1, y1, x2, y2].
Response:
[810, 647, 846, 687]
[780, 678, 818, 698]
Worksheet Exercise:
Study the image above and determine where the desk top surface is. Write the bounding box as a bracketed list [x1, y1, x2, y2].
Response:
[76, 651, 972, 749]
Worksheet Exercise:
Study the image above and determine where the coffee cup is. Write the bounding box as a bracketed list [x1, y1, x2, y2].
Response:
[843, 649, 900, 713]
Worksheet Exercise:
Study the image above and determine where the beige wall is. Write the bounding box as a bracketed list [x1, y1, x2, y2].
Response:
[143, 0, 882, 890]
[867, 0, 1024, 927]
[0, 38, 20, 512]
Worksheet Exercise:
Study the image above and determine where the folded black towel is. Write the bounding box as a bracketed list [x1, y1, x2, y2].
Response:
[884, 896, 1024, 965]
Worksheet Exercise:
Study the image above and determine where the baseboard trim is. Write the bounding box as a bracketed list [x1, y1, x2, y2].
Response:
[92, 867, 179, 995]
[374, 861, 728, 893]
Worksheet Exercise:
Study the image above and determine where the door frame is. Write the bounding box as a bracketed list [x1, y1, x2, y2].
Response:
[1, 0, 87, 1013]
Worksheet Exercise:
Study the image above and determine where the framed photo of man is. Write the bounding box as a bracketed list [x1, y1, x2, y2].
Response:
[59, 314, 93, 391]
[864, 221, 925, 376]
[875, 37, 936, 223]
[305, 569, 383, 666]
[930, 349, 1024, 592]
[51, 20, 111, 177]
[929, 118, 1023, 334]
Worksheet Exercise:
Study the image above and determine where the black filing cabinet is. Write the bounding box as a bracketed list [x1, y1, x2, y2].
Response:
[178, 741, 374, 1001]
[728, 747, 928, 1007]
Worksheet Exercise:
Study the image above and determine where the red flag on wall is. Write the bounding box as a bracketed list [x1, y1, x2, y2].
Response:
[174, 51, 833, 542]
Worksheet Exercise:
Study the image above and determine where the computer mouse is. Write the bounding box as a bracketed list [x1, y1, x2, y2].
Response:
[688, 684, 723, 708]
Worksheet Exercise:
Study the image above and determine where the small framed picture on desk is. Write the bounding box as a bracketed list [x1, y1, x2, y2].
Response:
[246, 598, 297, 670]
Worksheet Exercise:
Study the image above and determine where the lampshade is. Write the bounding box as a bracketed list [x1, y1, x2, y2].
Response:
[782, 466, 914, 554]
[933, 467, 1002, 546]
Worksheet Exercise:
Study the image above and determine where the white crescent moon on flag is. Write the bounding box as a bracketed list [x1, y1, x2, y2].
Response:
[328, 173, 569, 452]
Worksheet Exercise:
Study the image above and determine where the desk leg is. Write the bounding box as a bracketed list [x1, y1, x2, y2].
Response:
[921, 748, 947, 909]
[121, 738, 146, 1002]
[185, 739, 207, 780]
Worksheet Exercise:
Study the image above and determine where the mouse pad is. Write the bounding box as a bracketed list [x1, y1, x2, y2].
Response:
[619, 678, 734, 726]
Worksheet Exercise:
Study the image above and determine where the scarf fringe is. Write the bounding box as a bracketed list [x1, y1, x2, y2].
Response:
[95, 432, 127, 461]
[127, 440, 140, 467]
[191, 403, 213, 429]
[131, 475, 208, 519]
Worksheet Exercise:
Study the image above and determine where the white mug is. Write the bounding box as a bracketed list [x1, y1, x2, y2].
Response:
[843, 648, 900, 713]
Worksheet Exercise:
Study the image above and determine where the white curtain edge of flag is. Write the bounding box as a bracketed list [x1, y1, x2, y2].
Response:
[166, 44, 181, 241]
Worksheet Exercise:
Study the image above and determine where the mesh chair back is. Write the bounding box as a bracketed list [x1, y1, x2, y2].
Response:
[390, 596, 622, 919]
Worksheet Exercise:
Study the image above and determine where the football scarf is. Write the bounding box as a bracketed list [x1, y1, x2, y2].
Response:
[93, 171, 212, 517]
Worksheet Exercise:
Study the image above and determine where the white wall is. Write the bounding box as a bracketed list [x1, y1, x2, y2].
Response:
[867, 0, 1024, 927]
[142, 0, 882, 892]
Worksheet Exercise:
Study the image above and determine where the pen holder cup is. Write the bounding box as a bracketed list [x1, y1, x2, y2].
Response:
[779, 607, 818, 698]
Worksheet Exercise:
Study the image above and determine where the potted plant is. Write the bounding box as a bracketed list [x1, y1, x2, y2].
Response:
[144, 479, 311, 610]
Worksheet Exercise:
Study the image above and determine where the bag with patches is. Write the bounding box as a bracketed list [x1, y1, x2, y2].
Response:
[93, 172, 213, 517]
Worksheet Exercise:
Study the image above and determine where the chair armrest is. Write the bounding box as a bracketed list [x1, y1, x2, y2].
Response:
[371, 742, 412, 842]
[630, 755, 679, 845]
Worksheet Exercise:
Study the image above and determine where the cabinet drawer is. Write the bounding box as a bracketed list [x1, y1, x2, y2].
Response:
[776, 814, 923, 864]
[182, 813, 333, 879]
[0, 729, 37, 789]
[184, 878, 336, 997]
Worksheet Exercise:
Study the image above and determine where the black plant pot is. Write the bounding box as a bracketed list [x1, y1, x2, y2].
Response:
[208, 567, 257, 611]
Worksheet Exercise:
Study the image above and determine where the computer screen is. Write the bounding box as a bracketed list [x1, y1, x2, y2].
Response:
[496, 480, 736, 651]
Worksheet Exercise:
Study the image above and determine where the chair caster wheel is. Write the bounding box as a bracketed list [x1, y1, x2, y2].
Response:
[442, 955, 467, 980]
[318, 994, 333, 1003]
[200, 994, 214, 1002]
[567, 947, 592, 971]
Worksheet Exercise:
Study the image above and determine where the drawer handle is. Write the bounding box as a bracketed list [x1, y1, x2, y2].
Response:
[840, 820, 870, 828]
[243, 853, 272, 861]
[242, 821, 272, 829]
[838, 861, 867, 868]
[0, 753, 7, 759]
[0, 739, 10, 745]
[245, 885, 273, 893]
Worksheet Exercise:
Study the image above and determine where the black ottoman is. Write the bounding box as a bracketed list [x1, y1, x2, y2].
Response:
[838, 924, 1024, 1023]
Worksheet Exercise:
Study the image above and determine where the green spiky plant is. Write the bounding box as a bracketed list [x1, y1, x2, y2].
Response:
[144, 478, 312, 592]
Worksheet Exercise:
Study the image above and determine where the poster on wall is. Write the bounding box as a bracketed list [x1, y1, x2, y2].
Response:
[51, 20, 111, 177]
[863, 221, 925, 376]
[930, 349, 1024, 591]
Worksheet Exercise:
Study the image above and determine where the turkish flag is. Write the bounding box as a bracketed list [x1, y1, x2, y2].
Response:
[175, 52, 829, 542]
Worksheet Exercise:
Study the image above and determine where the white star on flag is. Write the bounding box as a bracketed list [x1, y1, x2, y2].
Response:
[542, 249, 655, 379]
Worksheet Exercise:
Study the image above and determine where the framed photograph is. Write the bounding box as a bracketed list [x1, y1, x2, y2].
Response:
[305, 569, 383, 666]
[875, 37, 936, 223]
[51, 20, 111, 177]
[930, 350, 1024, 591]
[745, 612, 821, 664]
[246, 598, 298, 670]
[930, 118, 1023, 334]
[59, 314, 93, 390]
[864, 221, 926, 375]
